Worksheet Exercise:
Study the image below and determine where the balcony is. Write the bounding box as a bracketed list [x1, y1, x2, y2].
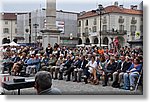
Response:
[77, 33, 81, 37]
[101, 30, 127, 35]
[118, 18, 124, 23]
[131, 19, 137, 24]
[131, 32, 135, 36]
[82, 32, 89, 37]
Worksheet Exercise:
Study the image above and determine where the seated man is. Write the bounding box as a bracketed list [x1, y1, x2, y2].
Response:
[35, 71, 61, 95]
[26, 55, 36, 75]
[102, 58, 118, 86]
[58, 55, 73, 81]
[48, 54, 57, 78]
[112, 55, 132, 88]
[53, 54, 65, 79]
[40, 54, 49, 71]
[74, 55, 88, 83]
[123, 58, 142, 91]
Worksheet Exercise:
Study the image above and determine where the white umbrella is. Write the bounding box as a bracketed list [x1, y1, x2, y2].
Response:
[1, 43, 9, 47]
[76, 44, 85, 47]
[9, 42, 20, 46]
[91, 44, 108, 47]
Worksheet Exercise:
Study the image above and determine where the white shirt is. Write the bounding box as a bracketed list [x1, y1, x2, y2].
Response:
[87, 61, 97, 69]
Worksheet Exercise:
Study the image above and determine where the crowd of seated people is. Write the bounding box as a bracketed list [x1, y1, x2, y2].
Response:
[1, 44, 143, 91]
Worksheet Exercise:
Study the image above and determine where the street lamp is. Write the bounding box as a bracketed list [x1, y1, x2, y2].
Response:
[96, 4, 104, 48]
[33, 24, 39, 46]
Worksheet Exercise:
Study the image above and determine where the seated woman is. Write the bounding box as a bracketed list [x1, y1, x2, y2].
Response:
[86, 55, 98, 85]
[95, 55, 106, 80]
[11, 60, 23, 76]
[102, 57, 118, 86]
[123, 58, 142, 91]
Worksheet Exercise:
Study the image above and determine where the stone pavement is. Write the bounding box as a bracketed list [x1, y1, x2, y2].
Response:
[2, 79, 142, 95]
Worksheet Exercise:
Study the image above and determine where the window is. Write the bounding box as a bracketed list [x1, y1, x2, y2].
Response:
[140, 25, 143, 33]
[78, 21, 81, 27]
[102, 25, 107, 31]
[93, 18, 97, 25]
[85, 27, 88, 34]
[3, 28, 9, 34]
[118, 16, 124, 23]
[103, 16, 107, 24]
[131, 17, 137, 24]
[92, 26, 97, 32]
[15, 28, 17, 33]
[85, 20, 88, 26]
[78, 28, 81, 33]
[119, 25, 124, 32]
[130, 25, 136, 32]
[5, 21, 8, 25]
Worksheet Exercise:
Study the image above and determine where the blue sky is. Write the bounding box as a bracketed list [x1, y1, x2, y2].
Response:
[0, 0, 143, 13]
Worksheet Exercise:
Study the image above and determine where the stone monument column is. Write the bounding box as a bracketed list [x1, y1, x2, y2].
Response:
[41, 0, 61, 49]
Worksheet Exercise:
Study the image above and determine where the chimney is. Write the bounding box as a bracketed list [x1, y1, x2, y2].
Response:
[130, 5, 134, 9]
[133, 5, 138, 10]
[79, 11, 86, 16]
[119, 5, 123, 8]
[131, 5, 138, 10]
[114, 1, 118, 6]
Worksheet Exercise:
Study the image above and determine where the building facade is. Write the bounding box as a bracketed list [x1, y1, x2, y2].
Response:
[0, 13, 18, 44]
[17, 9, 79, 47]
[78, 3, 143, 48]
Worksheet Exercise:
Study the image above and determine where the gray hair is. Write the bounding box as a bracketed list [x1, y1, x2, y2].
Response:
[35, 71, 52, 90]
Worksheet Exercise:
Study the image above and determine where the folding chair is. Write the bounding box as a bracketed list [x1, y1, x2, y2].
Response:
[135, 69, 143, 91]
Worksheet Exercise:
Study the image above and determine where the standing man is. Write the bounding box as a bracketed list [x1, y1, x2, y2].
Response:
[46, 44, 53, 57]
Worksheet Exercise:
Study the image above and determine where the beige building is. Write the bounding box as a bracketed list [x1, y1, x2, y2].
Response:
[0, 13, 18, 44]
[0, 13, 27, 44]
[78, 3, 143, 48]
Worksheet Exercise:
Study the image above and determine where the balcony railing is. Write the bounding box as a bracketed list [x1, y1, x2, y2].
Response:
[131, 19, 137, 24]
[118, 18, 124, 23]
[82, 32, 89, 37]
[77, 33, 81, 37]
[101, 30, 127, 35]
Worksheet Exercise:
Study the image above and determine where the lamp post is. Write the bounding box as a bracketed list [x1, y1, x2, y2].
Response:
[96, 4, 104, 48]
[33, 24, 39, 46]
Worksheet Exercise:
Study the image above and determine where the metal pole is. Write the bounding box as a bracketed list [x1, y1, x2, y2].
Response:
[11, 20, 13, 42]
[100, 12, 102, 48]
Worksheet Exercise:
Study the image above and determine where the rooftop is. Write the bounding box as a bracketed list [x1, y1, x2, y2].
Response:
[78, 5, 143, 19]
[0, 12, 28, 20]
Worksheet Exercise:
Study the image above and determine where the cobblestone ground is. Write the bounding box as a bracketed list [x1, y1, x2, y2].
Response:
[2, 79, 142, 95]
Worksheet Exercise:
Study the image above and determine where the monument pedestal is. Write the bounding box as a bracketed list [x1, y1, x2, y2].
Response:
[41, 29, 61, 49]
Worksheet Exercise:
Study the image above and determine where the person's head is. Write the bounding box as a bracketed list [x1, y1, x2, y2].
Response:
[115, 55, 119, 61]
[75, 56, 79, 60]
[91, 55, 95, 62]
[67, 55, 71, 60]
[110, 58, 115, 64]
[100, 55, 106, 62]
[35, 71, 52, 94]
[81, 55, 85, 61]
[48, 43, 51, 47]
[120, 55, 125, 61]
[59, 54, 63, 59]
[134, 58, 140, 64]
[138, 55, 143, 62]
[125, 56, 130, 62]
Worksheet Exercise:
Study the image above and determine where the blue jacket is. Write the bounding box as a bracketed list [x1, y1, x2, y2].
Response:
[27, 58, 34, 65]
[127, 64, 142, 73]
